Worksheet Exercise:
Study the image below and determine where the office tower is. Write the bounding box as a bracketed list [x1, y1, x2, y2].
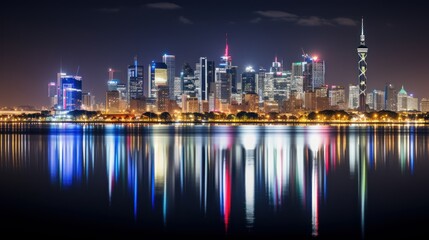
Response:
[242, 66, 257, 94]
[198, 57, 215, 102]
[303, 55, 325, 92]
[157, 85, 170, 112]
[397, 86, 408, 111]
[57, 73, 82, 111]
[384, 84, 397, 111]
[397, 86, 418, 111]
[127, 57, 144, 105]
[291, 62, 305, 98]
[329, 85, 346, 110]
[357, 18, 368, 111]
[215, 67, 231, 105]
[82, 92, 94, 110]
[162, 54, 176, 100]
[48, 82, 57, 108]
[407, 95, 418, 111]
[106, 91, 120, 113]
[230, 66, 238, 94]
[215, 37, 233, 110]
[348, 84, 359, 110]
[257, 67, 266, 101]
[420, 98, 429, 112]
[174, 76, 182, 101]
[148, 61, 168, 98]
[372, 90, 385, 111]
[107, 79, 119, 91]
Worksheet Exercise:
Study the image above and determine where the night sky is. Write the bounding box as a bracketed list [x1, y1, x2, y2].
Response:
[1, 0, 428, 108]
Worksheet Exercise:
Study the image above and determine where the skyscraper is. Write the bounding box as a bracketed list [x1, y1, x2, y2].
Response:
[357, 18, 368, 112]
[162, 54, 176, 100]
[349, 84, 359, 110]
[384, 84, 397, 111]
[127, 57, 144, 105]
[198, 57, 215, 101]
[48, 82, 57, 108]
[242, 66, 257, 94]
[57, 73, 82, 111]
[303, 55, 325, 92]
[215, 37, 232, 110]
[148, 61, 168, 98]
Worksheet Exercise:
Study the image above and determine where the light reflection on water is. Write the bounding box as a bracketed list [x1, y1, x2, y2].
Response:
[0, 123, 427, 237]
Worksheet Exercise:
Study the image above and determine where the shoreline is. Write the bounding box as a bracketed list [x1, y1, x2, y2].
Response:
[1, 120, 428, 126]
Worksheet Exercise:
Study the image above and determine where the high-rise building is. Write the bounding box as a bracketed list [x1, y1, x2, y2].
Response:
[127, 57, 144, 105]
[230, 66, 238, 94]
[57, 73, 82, 111]
[215, 37, 233, 110]
[357, 18, 368, 111]
[82, 92, 94, 110]
[157, 85, 169, 112]
[397, 86, 408, 111]
[384, 84, 397, 111]
[291, 62, 305, 98]
[397, 86, 418, 111]
[372, 90, 385, 111]
[48, 82, 57, 108]
[162, 54, 176, 100]
[148, 61, 168, 98]
[107, 79, 119, 91]
[303, 55, 325, 92]
[420, 98, 429, 112]
[198, 58, 215, 101]
[215, 67, 231, 106]
[106, 91, 120, 113]
[242, 66, 257, 94]
[349, 84, 359, 110]
[257, 67, 266, 101]
[329, 85, 346, 110]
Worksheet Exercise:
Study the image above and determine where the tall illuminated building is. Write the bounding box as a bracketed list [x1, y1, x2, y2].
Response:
[48, 82, 57, 108]
[357, 18, 368, 111]
[57, 73, 82, 110]
[148, 61, 168, 98]
[242, 66, 257, 94]
[303, 55, 325, 92]
[384, 84, 397, 111]
[291, 62, 305, 98]
[82, 92, 94, 110]
[329, 85, 346, 110]
[127, 57, 144, 105]
[198, 57, 215, 101]
[349, 84, 359, 110]
[162, 54, 176, 100]
[257, 67, 266, 100]
[215, 37, 233, 109]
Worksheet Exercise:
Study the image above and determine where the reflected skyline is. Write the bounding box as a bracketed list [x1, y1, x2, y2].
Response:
[0, 123, 426, 237]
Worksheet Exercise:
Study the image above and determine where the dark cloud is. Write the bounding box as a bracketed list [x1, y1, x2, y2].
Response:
[297, 16, 332, 26]
[146, 2, 182, 10]
[255, 10, 298, 21]
[332, 17, 357, 26]
[179, 16, 193, 24]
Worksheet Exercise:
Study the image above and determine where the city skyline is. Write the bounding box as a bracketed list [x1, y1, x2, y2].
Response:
[1, 0, 428, 108]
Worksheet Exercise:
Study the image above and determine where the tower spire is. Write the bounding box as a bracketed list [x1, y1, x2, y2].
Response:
[225, 33, 229, 57]
[360, 17, 365, 45]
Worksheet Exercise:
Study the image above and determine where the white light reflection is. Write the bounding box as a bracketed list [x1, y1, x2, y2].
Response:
[307, 127, 322, 237]
[240, 128, 258, 228]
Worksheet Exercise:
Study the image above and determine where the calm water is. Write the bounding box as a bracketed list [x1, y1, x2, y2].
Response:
[0, 123, 428, 238]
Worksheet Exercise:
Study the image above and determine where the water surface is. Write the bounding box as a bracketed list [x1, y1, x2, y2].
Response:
[0, 123, 428, 238]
